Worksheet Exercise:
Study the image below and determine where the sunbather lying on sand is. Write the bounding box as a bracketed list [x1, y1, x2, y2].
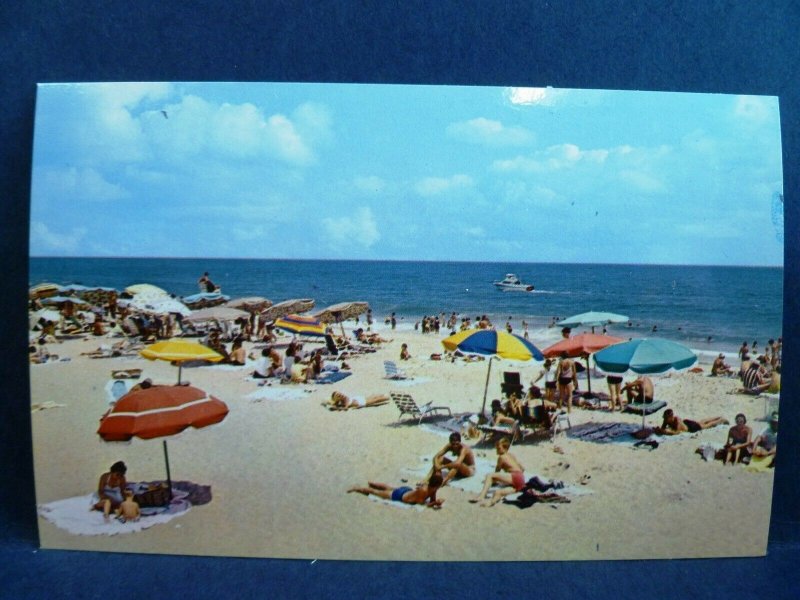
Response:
[653, 409, 728, 435]
[430, 432, 475, 485]
[326, 391, 390, 410]
[348, 473, 444, 508]
[470, 437, 526, 507]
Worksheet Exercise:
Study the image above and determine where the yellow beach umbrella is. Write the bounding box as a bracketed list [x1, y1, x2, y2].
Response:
[140, 339, 224, 384]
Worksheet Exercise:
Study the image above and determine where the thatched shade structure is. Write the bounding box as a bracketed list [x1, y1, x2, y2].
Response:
[260, 299, 315, 322]
[312, 301, 370, 324]
[225, 296, 273, 313]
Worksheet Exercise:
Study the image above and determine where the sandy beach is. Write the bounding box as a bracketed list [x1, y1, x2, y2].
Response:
[31, 324, 776, 561]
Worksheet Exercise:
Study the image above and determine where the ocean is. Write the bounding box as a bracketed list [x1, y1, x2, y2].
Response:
[29, 257, 783, 353]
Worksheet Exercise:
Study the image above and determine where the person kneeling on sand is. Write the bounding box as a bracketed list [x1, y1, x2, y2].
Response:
[326, 390, 390, 410]
[654, 409, 728, 435]
[431, 432, 475, 485]
[348, 473, 444, 508]
[115, 489, 141, 523]
[470, 437, 526, 507]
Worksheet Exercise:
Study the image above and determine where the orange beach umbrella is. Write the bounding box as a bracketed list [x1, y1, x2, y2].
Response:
[542, 333, 624, 396]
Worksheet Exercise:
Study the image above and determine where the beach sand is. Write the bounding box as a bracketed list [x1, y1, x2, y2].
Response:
[31, 326, 775, 560]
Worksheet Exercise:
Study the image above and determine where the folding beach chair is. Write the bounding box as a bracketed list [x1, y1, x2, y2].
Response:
[501, 371, 524, 398]
[390, 392, 451, 424]
[384, 360, 409, 380]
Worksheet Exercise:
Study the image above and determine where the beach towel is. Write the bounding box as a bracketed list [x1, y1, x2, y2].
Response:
[567, 422, 642, 444]
[245, 387, 310, 402]
[38, 489, 191, 536]
[314, 370, 352, 384]
[745, 455, 775, 473]
[388, 376, 432, 387]
[624, 400, 667, 416]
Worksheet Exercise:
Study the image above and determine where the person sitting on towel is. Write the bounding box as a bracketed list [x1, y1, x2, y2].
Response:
[470, 437, 526, 507]
[115, 489, 141, 523]
[711, 353, 735, 376]
[724, 413, 752, 465]
[751, 412, 778, 460]
[430, 432, 476, 485]
[654, 409, 728, 435]
[742, 358, 771, 394]
[620, 376, 654, 404]
[348, 473, 444, 508]
[93, 461, 128, 522]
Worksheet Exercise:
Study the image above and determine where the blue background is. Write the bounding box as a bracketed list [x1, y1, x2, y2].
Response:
[1, 2, 799, 598]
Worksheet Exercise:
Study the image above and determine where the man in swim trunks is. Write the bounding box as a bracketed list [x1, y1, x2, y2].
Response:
[431, 432, 476, 485]
[621, 376, 654, 404]
[347, 473, 444, 508]
[470, 437, 526, 507]
[654, 409, 727, 435]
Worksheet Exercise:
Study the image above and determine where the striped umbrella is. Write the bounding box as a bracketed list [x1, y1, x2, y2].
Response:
[274, 314, 326, 337]
[97, 384, 229, 497]
[140, 339, 224, 383]
[442, 329, 544, 419]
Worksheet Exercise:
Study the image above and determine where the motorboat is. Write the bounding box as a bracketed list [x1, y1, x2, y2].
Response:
[493, 273, 534, 292]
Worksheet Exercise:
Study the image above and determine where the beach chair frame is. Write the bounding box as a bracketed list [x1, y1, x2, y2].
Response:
[384, 360, 409, 380]
[390, 392, 451, 424]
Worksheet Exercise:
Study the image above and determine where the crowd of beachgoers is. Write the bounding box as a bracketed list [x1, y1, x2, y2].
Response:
[28, 275, 780, 560]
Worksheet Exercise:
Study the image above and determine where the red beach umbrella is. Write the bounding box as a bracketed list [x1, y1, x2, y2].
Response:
[97, 384, 229, 497]
[542, 333, 624, 396]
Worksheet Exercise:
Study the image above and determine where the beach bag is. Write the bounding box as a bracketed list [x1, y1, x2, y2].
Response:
[134, 483, 171, 507]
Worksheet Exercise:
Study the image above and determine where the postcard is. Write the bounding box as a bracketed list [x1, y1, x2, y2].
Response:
[29, 82, 783, 560]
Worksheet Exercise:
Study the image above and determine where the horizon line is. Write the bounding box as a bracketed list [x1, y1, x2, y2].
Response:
[28, 255, 785, 269]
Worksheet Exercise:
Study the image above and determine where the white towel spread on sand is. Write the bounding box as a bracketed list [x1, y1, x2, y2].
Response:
[38, 494, 191, 536]
[389, 376, 432, 387]
[366, 495, 425, 511]
[245, 387, 310, 402]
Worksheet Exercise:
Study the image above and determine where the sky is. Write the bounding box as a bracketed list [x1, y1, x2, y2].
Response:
[29, 82, 784, 266]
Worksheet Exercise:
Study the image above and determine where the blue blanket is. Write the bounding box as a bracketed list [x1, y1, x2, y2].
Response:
[315, 370, 352, 384]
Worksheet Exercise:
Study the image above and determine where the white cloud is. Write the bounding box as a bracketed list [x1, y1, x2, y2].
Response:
[353, 176, 386, 193]
[322, 207, 380, 248]
[446, 117, 534, 146]
[415, 174, 474, 196]
[492, 144, 609, 172]
[734, 95, 775, 125]
[505, 87, 563, 106]
[36, 167, 129, 202]
[464, 226, 485, 238]
[30, 221, 87, 253]
[618, 169, 666, 193]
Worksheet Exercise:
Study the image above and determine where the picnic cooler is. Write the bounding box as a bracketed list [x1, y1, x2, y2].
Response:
[134, 483, 171, 507]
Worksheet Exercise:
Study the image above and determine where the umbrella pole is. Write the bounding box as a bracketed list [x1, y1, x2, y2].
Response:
[162, 440, 173, 499]
[585, 356, 592, 397]
[177, 363, 183, 385]
[480, 357, 494, 422]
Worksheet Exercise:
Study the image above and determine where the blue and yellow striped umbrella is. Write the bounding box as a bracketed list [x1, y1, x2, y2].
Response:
[442, 329, 543, 419]
[442, 329, 544, 361]
[274, 314, 326, 337]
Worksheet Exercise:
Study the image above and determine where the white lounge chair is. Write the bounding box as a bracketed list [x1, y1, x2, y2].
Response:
[390, 392, 451, 424]
[384, 360, 409, 380]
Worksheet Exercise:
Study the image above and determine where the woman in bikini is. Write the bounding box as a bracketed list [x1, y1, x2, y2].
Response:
[470, 437, 526, 507]
[556, 352, 578, 413]
[724, 413, 752, 464]
[93, 461, 128, 522]
[326, 391, 390, 410]
[347, 473, 444, 508]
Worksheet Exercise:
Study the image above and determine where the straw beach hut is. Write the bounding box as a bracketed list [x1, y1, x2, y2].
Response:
[260, 298, 315, 322]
